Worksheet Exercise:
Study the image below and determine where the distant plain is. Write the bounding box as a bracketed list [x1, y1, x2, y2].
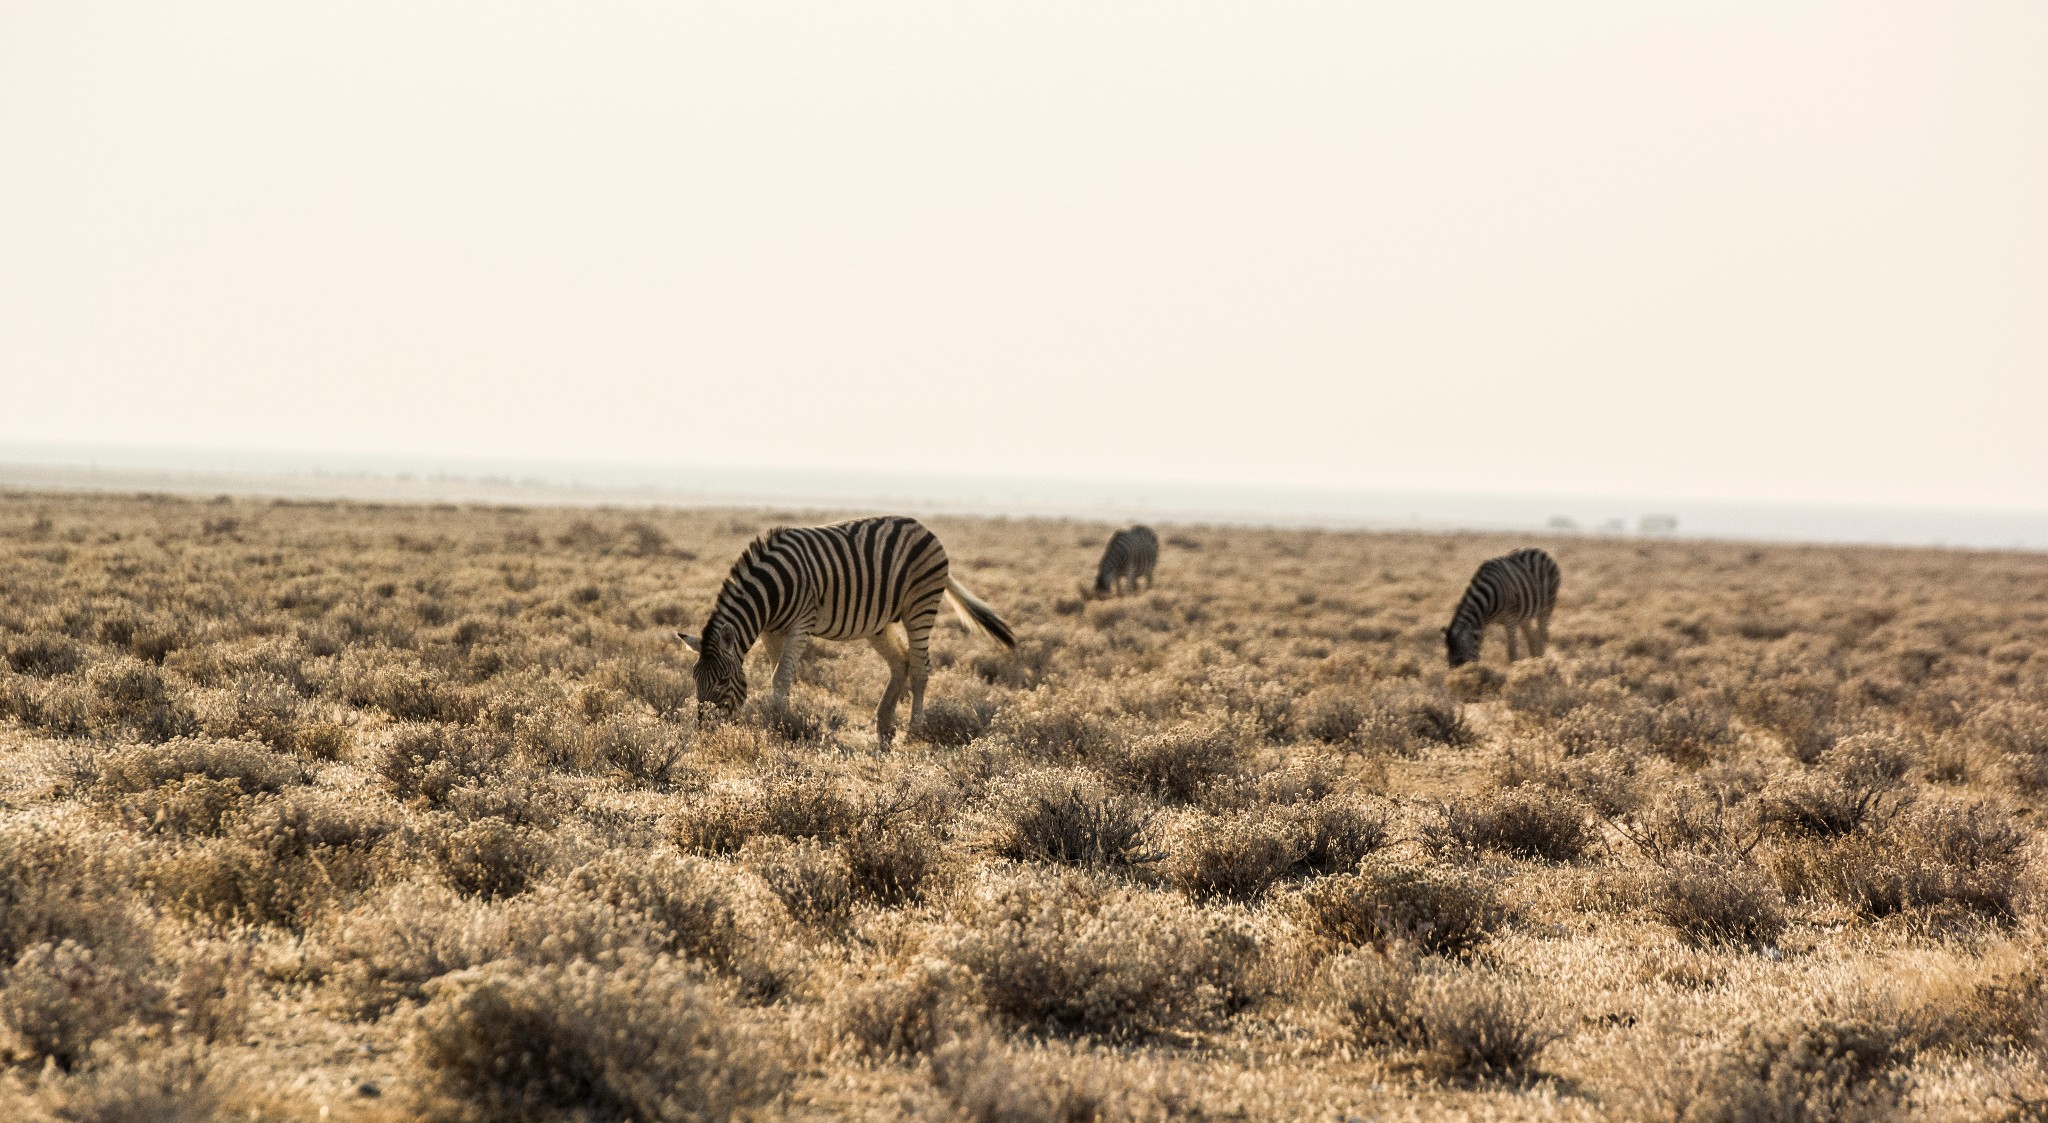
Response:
[1, 489, 2045, 1121]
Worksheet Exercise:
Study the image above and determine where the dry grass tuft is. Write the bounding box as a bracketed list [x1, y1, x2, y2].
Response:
[1300, 856, 1506, 956]
[945, 871, 1258, 1040]
[408, 953, 786, 1123]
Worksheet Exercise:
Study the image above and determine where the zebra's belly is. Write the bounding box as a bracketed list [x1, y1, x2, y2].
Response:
[808, 598, 907, 640]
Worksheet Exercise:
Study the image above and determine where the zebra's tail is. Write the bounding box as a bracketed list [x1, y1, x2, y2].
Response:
[945, 578, 1017, 650]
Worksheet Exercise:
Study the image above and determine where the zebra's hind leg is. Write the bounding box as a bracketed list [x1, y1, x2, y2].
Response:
[1504, 623, 1522, 662]
[901, 603, 941, 734]
[868, 629, 911, 748]
[1534, 613, 1551, 656]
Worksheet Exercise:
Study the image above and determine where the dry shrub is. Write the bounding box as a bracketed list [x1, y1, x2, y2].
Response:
[1436, 789, 1596, 862]
[315, 885, 504, 1020]
[1368, 682, 1475, 751]
[825, 956, 977, 1061]
[1168, 797, 1390, 901]
[0, 823, 149, 969]
[1652, 857, 1787, 950]
[925, 1032, 1188, 1123]
[409, 954, 786, 1123]
[21, 1047, 226, 1123]
[757, 695, 838, 744]
[1, 940, 168, 1070]
[945, 872, 1257, 1040]
[345, 662, 478, 724]
[1772, 800, 2028, 923]
[842, 822, 942, 907]
[1291, 796, 1393, 875]
[1443, 663, 1505, 701]
[84, 657, 197, 742]
[667, 790, 762, 855]
[5, 631, 83, 677]
[565, 856, 794, 1004]
[93, 738, 308, 803]
[1298, 690, 1372, 744]
[1502, 660, 1586, 719]
[1969, 700, 2048, 790]
[1645, 690, 1738, 764]
[291, 718, 352, 761]
[1628, 1016, 1910, 1123]
[1762, 774, 1901, 839]
[1551, 699, 1657, 757]
[1735, 672, 1847, 764]
[993, 690, 1115, 758]
[585, 714, 687, 787]
[148, 839, 329, 929]
[912, 697, 996, 748]
[742, 837, 854, 931]
[1167, 810, 1299, 902]
[1326, 951, 1563, 1081]
[1618, 783, 1764, 865]
[1300, 856, 1505, 956]
[431, 818, 554, 901]
[1092, 715, 1250, 804]
[163, 939, 253, 1047]
[755, 770, 862, 840]
[990, 771, 1154, 868]
[377, 723, 511, 807]
[1761, 734, 1913, 838]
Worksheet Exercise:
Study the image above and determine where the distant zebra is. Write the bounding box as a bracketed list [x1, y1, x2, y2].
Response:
[1444, 547, 1560, 667]
[1085, 525, 1159, 598]
[679, 516, 1014, 747]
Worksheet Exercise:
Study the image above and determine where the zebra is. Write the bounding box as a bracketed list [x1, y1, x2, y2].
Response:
[1084, 525, 1159, 598]
[679, 515, 1015, 747]
[1444, 547, 1560, 667]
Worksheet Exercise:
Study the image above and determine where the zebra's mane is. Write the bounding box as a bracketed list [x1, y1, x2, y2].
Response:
[706, 528, 789, 642]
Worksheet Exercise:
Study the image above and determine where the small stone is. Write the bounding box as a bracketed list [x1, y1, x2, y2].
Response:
[357, 1082, 381, 1098]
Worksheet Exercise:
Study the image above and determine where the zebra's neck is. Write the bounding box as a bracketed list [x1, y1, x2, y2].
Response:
[1450, 588, 1491, 634]
[705, 598, 763, 657]
[706, 539, 783, 653]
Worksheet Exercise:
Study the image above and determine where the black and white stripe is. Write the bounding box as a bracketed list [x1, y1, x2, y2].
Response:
[1088, 525, 1159, 598]
[1444, 547, 1560, 667]
[681, 515, 1015, 746]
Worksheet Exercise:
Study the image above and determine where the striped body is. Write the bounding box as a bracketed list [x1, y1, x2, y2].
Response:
[1445, 547, 1561, 667]
[1090, 525, 1159, 597]
[683, 516, 1014, 746]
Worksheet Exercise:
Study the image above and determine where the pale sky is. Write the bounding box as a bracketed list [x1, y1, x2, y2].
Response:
[2, 3, 2044, 510]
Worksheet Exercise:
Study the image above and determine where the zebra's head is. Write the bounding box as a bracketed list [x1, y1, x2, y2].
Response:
[680, 622, 748, 716]
[1444, 624, 1482, 668]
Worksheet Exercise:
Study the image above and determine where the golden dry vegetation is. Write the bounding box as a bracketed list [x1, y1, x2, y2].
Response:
[2, 489, 2047, 1122]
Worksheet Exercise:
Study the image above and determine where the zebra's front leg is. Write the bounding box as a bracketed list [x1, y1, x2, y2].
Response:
[1503, 623, 1522, 662]
[868, 631, 910, 748]
[770, 629, 808, 704]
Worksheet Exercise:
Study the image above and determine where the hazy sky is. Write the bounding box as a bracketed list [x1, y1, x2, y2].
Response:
[3, 3, 2044, 510]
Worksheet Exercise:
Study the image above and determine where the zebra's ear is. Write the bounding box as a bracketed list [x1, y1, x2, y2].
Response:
[678, 632, 702, 652]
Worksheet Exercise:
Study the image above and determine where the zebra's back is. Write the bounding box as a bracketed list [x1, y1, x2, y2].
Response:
[732, 516, 952, 641]
[1095, 525, 1160, 593]
[1463, 548, 1560, 626]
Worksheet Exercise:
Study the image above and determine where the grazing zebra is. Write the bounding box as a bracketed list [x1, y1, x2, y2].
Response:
[679, 516, 1015, 747]
[1444, 547, 1560, 668]
[1085, 525, 1159, 598]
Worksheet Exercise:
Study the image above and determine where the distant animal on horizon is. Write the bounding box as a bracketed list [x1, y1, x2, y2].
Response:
[1444, 547, 1560, 668]
[1083, 525, 1159, 599]
[679, 515, 1015, 747]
